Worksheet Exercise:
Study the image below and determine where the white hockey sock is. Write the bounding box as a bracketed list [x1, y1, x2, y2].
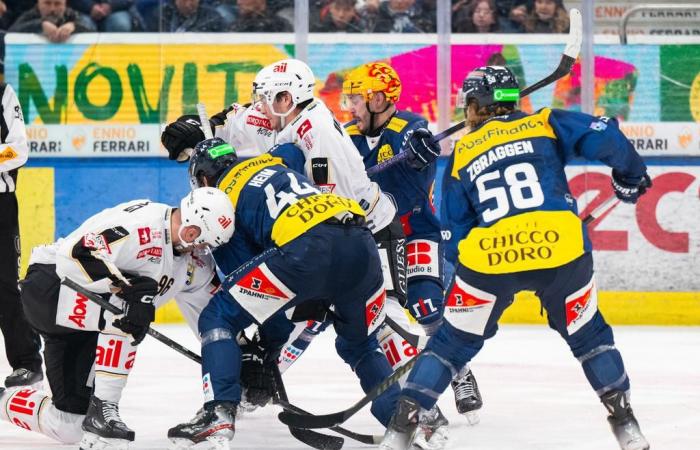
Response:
[0, 386, 84, 443]
[93, 332, 137, 403]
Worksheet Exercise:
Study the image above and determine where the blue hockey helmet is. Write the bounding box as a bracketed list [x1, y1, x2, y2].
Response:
[188, 137, 238, 190]
[457, 66, 520, 112]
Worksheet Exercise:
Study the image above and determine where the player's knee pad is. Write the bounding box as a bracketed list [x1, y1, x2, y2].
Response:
[94, 333, 137, 403]
[198, 291, 249, 338]
[578, 344, 630, 395]
[0, 387, 83, 443]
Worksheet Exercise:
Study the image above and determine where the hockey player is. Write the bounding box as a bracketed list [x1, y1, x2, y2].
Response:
[0, 188, 235, 449]
[167, 138, 400, 449]
[379, 65, 651, 450]
[342, 61, 483, 425]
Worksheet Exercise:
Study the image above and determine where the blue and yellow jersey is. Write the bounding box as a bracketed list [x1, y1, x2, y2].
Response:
[345, 110, 440, 238]
[212, 151, 364, 275]
[442, 107, 646, 274]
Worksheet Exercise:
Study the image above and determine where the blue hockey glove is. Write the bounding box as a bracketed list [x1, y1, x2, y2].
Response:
[404, 128, 440, 171]
[611, 170, 652, 204]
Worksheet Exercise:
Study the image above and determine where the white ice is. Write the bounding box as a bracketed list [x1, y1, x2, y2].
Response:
[1, 324, 699, 449]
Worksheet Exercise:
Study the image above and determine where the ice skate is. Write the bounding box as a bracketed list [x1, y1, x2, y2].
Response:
[4, 368, 43, 389]
[412, 404, 449, 450]
[601, 390, 650, 450]
[80, 395, 134, 450]
[379, 396, 421, 450]
[451, 366, 482, 425]
[168, 402, 236, 450]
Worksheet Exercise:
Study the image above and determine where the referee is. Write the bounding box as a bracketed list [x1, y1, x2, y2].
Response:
[0, 82, 42, 387]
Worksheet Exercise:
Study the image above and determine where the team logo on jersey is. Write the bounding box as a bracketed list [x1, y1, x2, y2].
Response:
[229, 263, 296, 323]
[273, 62, 287, 72]
[364, 288, 386, 334]
[377, 144, 394, 163]
[137, 247, 162, 260]
[82, 233, 111, 254]
[137, 227, 151, 245]
[444, 276, 496, 336]
[218, 215, 233, 229]
[565, 277, 598, 335]
[297, 119, 312, 139]
[247, 115, 272, 130]
[406, 240, 440, 279]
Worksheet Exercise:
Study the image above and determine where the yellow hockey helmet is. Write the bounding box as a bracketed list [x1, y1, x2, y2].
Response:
[342, 62, 402, 104]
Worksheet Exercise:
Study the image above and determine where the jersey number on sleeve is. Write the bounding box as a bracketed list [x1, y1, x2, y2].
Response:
[264, 172, 319, 219]
[476, 162, 544, 223]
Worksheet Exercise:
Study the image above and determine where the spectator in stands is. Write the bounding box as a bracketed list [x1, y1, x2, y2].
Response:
[1, 0, 36, 30]
[68, 0, 137, 31]
[154, 0, 225, 31]
[229, 0, 292, 32]
[453, 0, 518, 33]
[10, 0, 95, 41]
[310, 0, 366, 32]
[373, 0, 430, 33]
[522, 0, 568, 33]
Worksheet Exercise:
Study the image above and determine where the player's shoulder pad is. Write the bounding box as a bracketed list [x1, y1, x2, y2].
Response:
[345, 119, 361, 136]
[388, 110, 426, 134]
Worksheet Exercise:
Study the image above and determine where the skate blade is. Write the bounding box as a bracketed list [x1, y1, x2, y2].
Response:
[461, 410, 480, 426]
[169, 437, 231, 450]
[79, 432, 130, 450]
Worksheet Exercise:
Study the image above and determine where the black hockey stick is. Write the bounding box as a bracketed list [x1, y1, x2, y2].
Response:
[62, 277, 203, 364]
[366, 8, 582, 177]
[384, 316, 428, 349]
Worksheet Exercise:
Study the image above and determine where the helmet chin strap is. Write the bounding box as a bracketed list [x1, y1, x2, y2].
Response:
[366, 100, 394, 137]
[268, 98, 296, 130]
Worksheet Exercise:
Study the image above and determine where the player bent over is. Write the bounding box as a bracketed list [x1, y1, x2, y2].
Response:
[0, 188, 234, 449]
[167, 138, 400, 449]
[380, 66, 651, 450]
[342, 61, 482, 428]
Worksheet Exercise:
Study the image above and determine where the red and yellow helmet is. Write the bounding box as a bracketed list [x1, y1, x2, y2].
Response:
[342, 62, 402, 105]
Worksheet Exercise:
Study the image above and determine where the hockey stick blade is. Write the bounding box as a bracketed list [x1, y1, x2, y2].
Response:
[278, 356, 418, 429]
[367, 8, 582, 177]
[61, 277, 203, 364]
[272, 361, 345, 450]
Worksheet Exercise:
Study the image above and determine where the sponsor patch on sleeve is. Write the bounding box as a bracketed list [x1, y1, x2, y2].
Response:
[406, 239, 440, 280]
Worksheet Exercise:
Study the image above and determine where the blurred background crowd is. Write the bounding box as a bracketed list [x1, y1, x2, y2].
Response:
[0, 0, 571, 40]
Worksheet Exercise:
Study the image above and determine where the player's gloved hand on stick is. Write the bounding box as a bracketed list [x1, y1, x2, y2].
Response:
[611, 170, 652, 204]
[404, 128, 441, 171]
[240, 340, 276, 409]
[112, 276, 158, 345]
[161, 115, 206, 162]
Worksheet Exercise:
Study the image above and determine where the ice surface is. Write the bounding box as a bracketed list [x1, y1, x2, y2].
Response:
[1, 324, 698, 449]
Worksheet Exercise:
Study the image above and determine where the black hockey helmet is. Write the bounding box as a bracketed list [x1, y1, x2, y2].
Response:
[188, 137, 238, 190]
[457, 65, 519, 112]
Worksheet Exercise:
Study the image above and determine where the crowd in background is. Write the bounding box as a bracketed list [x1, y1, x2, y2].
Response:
[0, 0, 570, 41]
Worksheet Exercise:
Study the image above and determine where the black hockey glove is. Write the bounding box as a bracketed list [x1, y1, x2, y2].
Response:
[404, 128, 441, 171]
[161, 115, 206, 162]
[611, 170, 652, 204]
[112, 276, 158, 345]
[240, 341, 276, 408]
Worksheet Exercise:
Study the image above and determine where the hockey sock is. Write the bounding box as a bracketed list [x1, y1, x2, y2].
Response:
[94, 333, 137, 403]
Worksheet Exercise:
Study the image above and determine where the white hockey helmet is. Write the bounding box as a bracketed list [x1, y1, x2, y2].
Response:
[252, 59, 316, 117]
[179, 187, 235, 248]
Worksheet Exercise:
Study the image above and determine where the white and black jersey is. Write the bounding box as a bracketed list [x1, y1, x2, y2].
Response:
[0, 83, 29, 193]
[29, 200, 219, 334]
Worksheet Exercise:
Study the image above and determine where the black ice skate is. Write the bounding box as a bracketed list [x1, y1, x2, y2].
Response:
[379, 396, 421, 450]
[412, 405, 449, 450]
[4, 368, 43, 388]
[450, 366, 482, 425]
[168, 402, 236, 450]
[601, 390, 650, 450]
[80, 395, 135, 450]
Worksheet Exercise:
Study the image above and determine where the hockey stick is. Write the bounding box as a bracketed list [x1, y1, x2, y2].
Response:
[277, 196, 618, 432]
[63, 278, 351, 450]
[384, 316, 428, 349]
[61, 277, 203, 364]
[366, 8, 582, 177]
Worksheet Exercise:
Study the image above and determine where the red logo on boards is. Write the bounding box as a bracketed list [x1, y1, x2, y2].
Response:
[273, 62, 287, 73]
[218, 215, 233, 229]
[138, 227, 151, 245]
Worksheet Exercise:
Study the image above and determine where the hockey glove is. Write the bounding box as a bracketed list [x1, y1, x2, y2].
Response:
[114, 276, 159, 304]
[404, 128, 441, 171]
[161, 115, 206, 162]
[240, 341, 276, 409]
[611, 170, 652, 204]
[113, 301, 155, 345]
